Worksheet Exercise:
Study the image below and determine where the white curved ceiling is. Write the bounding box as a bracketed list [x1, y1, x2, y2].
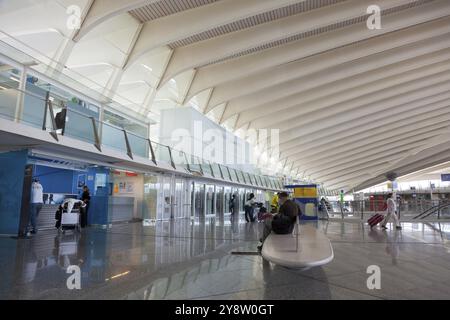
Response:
[1, 0, 450, 192]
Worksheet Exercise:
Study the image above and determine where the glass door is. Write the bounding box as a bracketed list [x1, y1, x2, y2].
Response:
[206, 184, 215, 217]
[183, 179, 192, 219]
[194, 183, 205, 218]
[162, 176, 172, 220]
[216, 186, 224, 217]
[174, 178, 183, 219]
[224, 187, 232, 214]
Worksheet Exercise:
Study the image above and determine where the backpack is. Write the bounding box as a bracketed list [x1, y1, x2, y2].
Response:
[272, 214, 295, 234]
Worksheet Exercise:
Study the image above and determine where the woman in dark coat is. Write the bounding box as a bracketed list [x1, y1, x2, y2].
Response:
[80, 186, 91, 228]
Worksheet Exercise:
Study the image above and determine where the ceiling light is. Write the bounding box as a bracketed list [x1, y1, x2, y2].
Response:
[141, 64, 153, 72]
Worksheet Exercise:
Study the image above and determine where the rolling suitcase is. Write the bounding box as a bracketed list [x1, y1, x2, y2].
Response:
[368, 213, 384, 228]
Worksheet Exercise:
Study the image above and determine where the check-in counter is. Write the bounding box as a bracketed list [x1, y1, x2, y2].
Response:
[109, 196, 134, 223]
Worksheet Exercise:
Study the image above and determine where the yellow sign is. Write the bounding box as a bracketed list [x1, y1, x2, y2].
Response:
[294, 187, 317, 198]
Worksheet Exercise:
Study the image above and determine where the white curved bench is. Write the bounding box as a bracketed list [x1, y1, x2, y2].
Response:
[261, 224, 334, 268]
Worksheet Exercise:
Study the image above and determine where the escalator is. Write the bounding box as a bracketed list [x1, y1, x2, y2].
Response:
[413, 201, 450, 220]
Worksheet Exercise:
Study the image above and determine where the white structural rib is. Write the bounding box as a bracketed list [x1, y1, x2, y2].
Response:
[73, 0, 161, 41]
[188, 0, 450, 100]
[124, 0, 305, 69]
[229, 34, 450, 127]
[204, 22, 450, 113]
[6, 0, 450, 192]
[159, 0, 415, 86]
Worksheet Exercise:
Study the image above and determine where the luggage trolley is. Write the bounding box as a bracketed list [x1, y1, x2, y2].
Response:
[57, 202, 82, 234]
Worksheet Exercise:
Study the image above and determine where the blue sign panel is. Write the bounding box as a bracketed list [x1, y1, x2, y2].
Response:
[441, 174, 450, 181]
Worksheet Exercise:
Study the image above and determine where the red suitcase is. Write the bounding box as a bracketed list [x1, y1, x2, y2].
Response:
[368, 214, 384, 228]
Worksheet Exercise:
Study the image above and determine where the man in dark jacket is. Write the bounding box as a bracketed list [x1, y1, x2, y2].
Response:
[80, 186, 91, 228]
[258, 192, 299, 251]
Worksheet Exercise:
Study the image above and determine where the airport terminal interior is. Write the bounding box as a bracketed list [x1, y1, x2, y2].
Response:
[1, 0, 450, 300]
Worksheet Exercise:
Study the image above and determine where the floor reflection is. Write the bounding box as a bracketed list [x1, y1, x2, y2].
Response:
[1, 217, 450, 300]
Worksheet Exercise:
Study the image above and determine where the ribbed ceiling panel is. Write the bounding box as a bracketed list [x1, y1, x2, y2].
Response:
[168, 0, 347, 48]
[129, 0, 220, 22]
[205, 0, 437, 66]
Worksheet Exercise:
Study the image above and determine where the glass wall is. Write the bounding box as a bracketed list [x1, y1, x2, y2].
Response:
[171, 149, 190, 172]
[127, 131, 149, 158]
[24, 75, 100, 132]
[239, 188, 246, 213]
[216, 186, 224, 216]
[143, 174, 158, 220]
[206, 184, 215, 216]
[224, 186, 232, 214]
[102, 122, 128, 153]
[0, 59, 290, 191]
[194, 182, 205, 218]
[0, 61, 21, 121]
[153, 142, 173, 165]
[103, 109, 147, 137]
[211, 163, 222, 179]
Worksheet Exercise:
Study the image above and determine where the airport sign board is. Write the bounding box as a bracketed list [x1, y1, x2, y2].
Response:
[441, 174, 450, 182]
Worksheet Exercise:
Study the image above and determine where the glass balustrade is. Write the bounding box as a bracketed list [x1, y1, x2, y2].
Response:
[219, 165, 232, 181]
[127, 132, 149, 159]
[64, 108, 96, 144]
[0, 63, 21, 121]
[211, 163, 222, 179]
[202, 160, 213, 177]
[187, 155, 202, 174]
[101, 122, 128, 154]
[0, 81, 290, 189]
[171, 149, 190, 172]
[153, 142, 173, 165]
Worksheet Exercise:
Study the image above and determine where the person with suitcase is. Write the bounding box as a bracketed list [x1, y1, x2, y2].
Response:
[381, 193, 402, 230]
[367, 212, 384, 229]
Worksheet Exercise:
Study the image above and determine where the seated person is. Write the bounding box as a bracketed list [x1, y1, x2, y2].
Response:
[258, 192, 299, 251]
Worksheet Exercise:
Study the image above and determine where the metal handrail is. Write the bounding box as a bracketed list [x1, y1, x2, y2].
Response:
[416, 202, 450, 220]
[412, 203, 443, 219]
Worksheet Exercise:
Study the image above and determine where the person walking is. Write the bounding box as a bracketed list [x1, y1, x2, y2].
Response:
[229, 194, 237, 219]
[28, 178, 44, 235]
[244, 193, 256, 222]
[381, 193, 402, 230]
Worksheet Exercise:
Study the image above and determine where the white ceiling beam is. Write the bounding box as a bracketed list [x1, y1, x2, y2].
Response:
[159, 0, 414, 87]
[311, 141, 437, 181]
[287, 124, 450, 168]
[208, 30, 450, 115]
[124, 0, 304, 69]
[234, 44, 450, 127]
[288, 110, 450, 177]
[353, 141, 450, 189]
[290, 126, 450, 175]
[228, 45, 450, 126]
[313, 151, 414, 183]
[280, 100, 450, 159]
[251, 63, 450, 131]
[353, 148, 450, 191]
[73, 0, 160, 41]
[187, 1, 450, 101]
[278, 76, 450, 145]
[275, 95, 450, 155]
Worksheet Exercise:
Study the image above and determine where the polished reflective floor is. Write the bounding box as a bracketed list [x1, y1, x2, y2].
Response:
[1, 216, 450, 300]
